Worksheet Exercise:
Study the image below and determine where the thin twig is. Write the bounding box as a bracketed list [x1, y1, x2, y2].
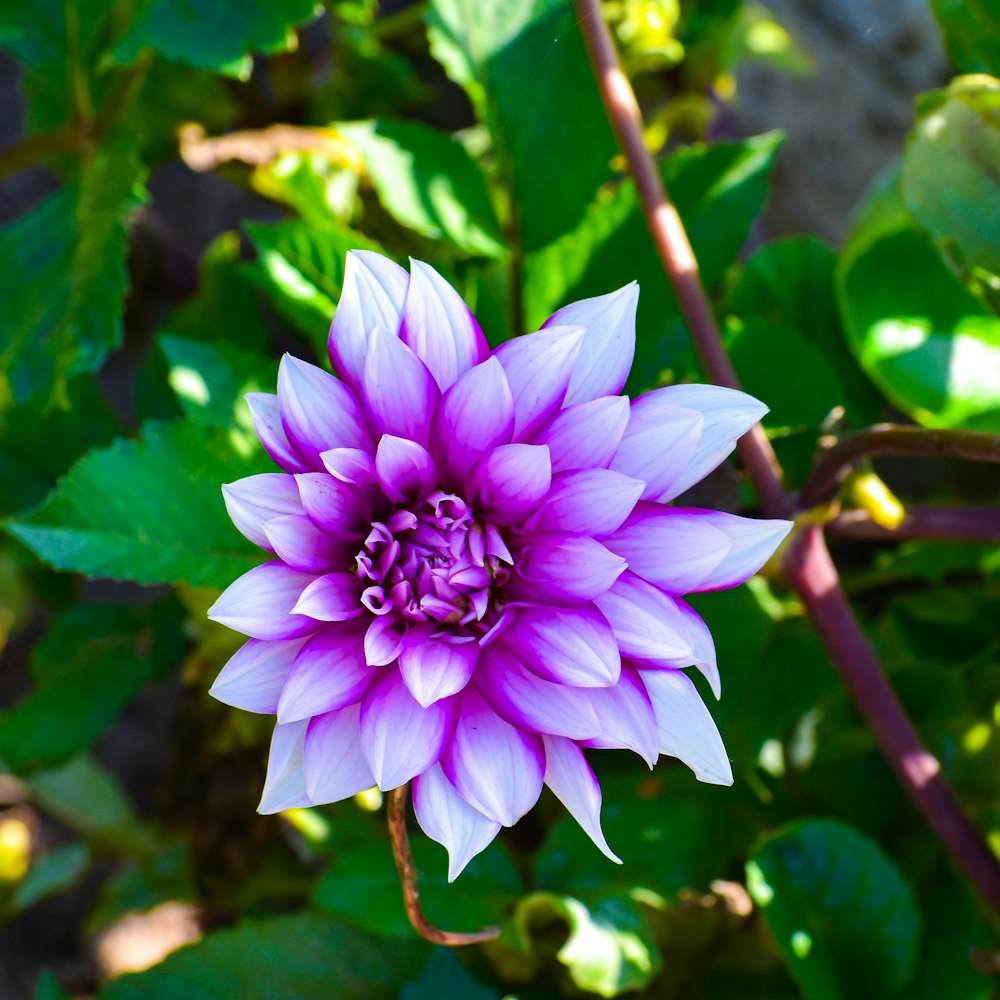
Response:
[387, 785, 500, 946]
[574, 0, 1000, 916]
[800, 424, 1000, 508]
[574, 0, 786, 517]
[784, 526, 1000, 911]
[829, 505, 1000, 543]
[0, 125, 88, 182]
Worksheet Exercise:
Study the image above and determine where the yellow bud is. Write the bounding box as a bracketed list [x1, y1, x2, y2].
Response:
[0, 816, 31, 883]
[846, 472, 906, 529]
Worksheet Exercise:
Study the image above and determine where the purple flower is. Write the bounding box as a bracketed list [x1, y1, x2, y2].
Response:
[208, 251, 792, 879]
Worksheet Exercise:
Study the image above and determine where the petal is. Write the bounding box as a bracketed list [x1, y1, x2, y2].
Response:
[546, 282, 638, 406]
[208, 562, 318, 640]
[594, 571, 699, 665]
[617, 385, 768, 502]
[475, 644, 601, 740]
[640, 669, 733, 785]
[246, 393, 309, 473]
[580, 667, 658, 766]
[210, 636, 309, 714]
[441, 687, 544, 826]
[514, 532, 626, 604]
[413, 763, 501, 882]
[328, 249, 409, 387]
[277, 623, 373, 723]
[523, 469, 644, 536]
[295, 473, 371, 537]
[258, 720, 311, 814]
[303, 703, 377, 803]
[494, 325, 584, 440]
[399, 259, 490, 391]
[675, 599, 720, 698]
[359, 669, 458, 790]
[364, 615, 406, 665]
[542, 736, 621, 863]
[375, 435, 438, 505]
[469, 443, 552, 527]
[222, 474, 302, 550]
[536, 395, 630, 473]
[291, 572, 364, 621]
[362, 326, 440, 447]
[320, 447, 377, 485]
[502, 605, 620, 687]
[264, 514, 353, 574]
[432, 356, 514, 483]
[608, 397, 704, 501]
[278, 355, 373, 469]
[398, 625, 479, 707]
[604, 503, 734, 594]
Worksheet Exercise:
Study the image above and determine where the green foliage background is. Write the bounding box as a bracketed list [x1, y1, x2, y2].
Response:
[1, 0, 999, 997]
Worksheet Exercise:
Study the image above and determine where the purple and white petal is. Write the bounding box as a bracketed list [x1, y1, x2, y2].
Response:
[503, 605, 620, 687]
[536, 395, 630, 473]
[399, 259, 490, 391]
[398, 625, 479, 707]
[295, 472, 371, 538]
[364, 616, 406, 665]
[258, 720, 311, 813]
[432, 356, 514, 483]
[580, 667, 659, 766]
[494, 325, 584, 440]
[359, 669, 458, 790]
[328, 250, 408, 387]
[362, 326, 440, 447]
[514, 533, 626, 604]
[222, 474, 302, 550]
[264, 514, 352, 574]
[441, 687, 544, 826]
[641, 669, 733, 785]
[291, 572, 364, 622]
[303, 704, 377, 804]
[375, 435, 437, 505]
[469, 443, 552, 527]
[278, 355, 372, 468]
[543, 736, 621, 863]
[209, 562, 318, 640]
[523, 468, 644, 536]
[320, 447, 377, 485]
[413, 763, 501, 882]
[546, 282, 638, 406]
[246, 393, 309, 474]
[277, 623, 372, 723]
[210, 636, 309, 714]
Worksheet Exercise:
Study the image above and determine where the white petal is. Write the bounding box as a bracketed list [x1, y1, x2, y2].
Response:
[258, 720, 311, 813]
[210, 636, 308, 713]
[303, 704, 377, 804]
[222, 474, 302, 550]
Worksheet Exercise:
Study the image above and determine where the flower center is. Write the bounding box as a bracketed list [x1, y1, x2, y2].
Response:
[354, 491, 513, 628]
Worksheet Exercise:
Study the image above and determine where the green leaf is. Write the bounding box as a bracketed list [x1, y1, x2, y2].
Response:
[0, 144, 145, 406]
[97, 911, 428, 1000]
[28, 756, 135, 836]
[0, 606, 159, 773]
[338, 119, 505, 257]
[747, 819, 922, 1000]
[10, 842, 90, 912]
[836, 170, 1000, 430]
[242, 220, 384, 349]
[902, 76, 1000, 277]
[5, 420, 269, 588]
[929, 0, 1000, 75]
[113, 0, 320, 76]
[33, 970, 72, 1000]
[524, 133, 783, 387]
[400, 950, 499, 1000]
[426, 0, 618, 250]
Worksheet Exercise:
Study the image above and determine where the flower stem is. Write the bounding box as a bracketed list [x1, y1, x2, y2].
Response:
[575, 0, 1000, 916]
[828, 505, 1000, 543]
[387, 785, 500, 946]
[800, 424, 1000, 508]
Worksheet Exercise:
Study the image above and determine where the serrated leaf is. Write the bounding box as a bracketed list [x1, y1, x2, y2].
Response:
[97, 911, 427, 1000]
[338, 119, 504, 257]
[113, 0, 320, 75]
[747, 819, 922, 1000]
[0, 145, 145, 406]
[5, 421, 269, 587]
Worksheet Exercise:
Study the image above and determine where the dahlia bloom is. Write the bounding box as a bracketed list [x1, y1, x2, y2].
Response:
[208, 251, 792, 879]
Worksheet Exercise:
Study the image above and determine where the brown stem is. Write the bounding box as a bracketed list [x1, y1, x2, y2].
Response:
[0, 125, 88, 182]
[574, 0, 786, 517]
[829, 505, 1000, 543]
[387, 785, 500, 946]
[575, 0, 1000, 916]
[800, 424, 1000, 509]
[784, 526, 1000, 910]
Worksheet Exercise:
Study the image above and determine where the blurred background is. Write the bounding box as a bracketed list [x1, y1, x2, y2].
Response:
[1, 0, 999, 997]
